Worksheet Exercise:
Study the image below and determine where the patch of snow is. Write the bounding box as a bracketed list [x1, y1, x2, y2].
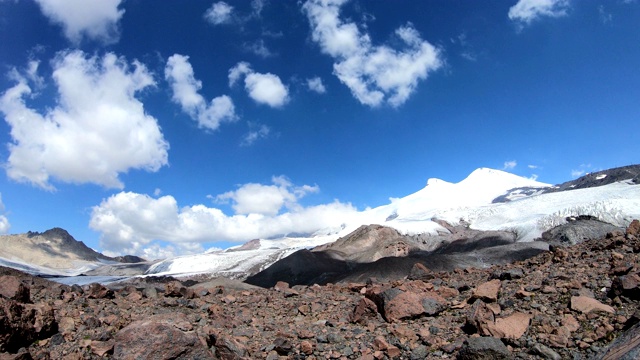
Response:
[596, 174, 607, 180]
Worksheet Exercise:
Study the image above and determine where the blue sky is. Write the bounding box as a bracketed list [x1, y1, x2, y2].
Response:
[0, 0, 638, 258]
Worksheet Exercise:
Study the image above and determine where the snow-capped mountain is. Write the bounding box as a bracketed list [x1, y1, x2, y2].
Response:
[145, 167, 640, 278]
[2, 166, 639, 281]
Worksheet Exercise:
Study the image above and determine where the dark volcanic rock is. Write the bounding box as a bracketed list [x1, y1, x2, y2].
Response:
[456, 337, 511, 359]
[541, 217, 622, 245]
[595, 322, 640, 360]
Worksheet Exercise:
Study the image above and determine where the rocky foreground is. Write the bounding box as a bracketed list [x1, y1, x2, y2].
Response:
[1, 221, 640, 359]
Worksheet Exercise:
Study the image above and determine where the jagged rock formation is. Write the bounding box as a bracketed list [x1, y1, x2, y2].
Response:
[245, 223, 547, 288]
[0, 220, 638, 359]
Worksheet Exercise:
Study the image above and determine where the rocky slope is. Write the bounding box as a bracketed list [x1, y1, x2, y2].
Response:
[1, 220, 639, 359]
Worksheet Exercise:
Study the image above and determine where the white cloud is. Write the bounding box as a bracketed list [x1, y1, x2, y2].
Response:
[0, 50, 169, 190]
[215, 176, 319, 216]
[503, 160, 517, 170]
[529, 174, 539, 181]
[165, 54, 237, 131]
[0, 193, 9, 234]
[89, 179, 358, 257]
[302, 0, 442, 107]
[528, 164, 539, 169]
[204, 1, 234, 25]
[571, 163, 592, 178]
[307, 76, 327, 94]
[228, 62, 289, 107]
[241, 124, 270, 146]
[34, 0, 124, 44]
[508, 0, 570, 25]
[244, 39, 275, 58]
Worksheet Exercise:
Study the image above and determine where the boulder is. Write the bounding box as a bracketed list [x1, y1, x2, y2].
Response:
[456, 337, 510, 360]
[0, 299, 57, 353]
[113, 313, 213, 359]
[85, 283, 114, 299]
[366, 286, 446, 322]
[0, 276, 30, 303]
[609, 273, 640, 301]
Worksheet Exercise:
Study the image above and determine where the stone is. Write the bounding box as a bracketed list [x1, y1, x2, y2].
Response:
[570, 296, 615, 314]
[610, 273, 640, 300]
[465, 300, 495, 335]
[530, 343, 562, 360]
[366, 287, 446, 322]
[300, 340, 313, 355]
[215, 335, 250, 359]
[472, 279, 501, 303]
[349, 297, 379, 324]
[627, 219, 640, 237]
[0, 276, 30, 303]
[483, 312, 532, 339]
[85, 283, 114, 299]
[164, 281, 187, 297]
[113, 313, 213, 359]
[408, 263, 434, 281]
[0, 299, 57, 353]
[456, 337, 510, 360]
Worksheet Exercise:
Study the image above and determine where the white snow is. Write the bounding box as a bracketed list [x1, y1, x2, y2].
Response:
[596, 174, 607, 180]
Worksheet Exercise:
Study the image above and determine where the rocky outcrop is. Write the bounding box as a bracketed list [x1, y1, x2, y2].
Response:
[541, 216, 623, 245]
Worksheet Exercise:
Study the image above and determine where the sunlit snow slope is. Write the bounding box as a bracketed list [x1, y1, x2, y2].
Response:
[147, 168, 640, 277]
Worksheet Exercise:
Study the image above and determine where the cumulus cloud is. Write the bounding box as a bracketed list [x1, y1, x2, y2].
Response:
[0, 194, 9, 234]
[0, 50, 169, 190]
[165, 54, 237, 130]
[503, 160, 517, 170]
[307, 76, 327, 94]
[508, 0, 570, 25]
[34, 0, 124, 44]
[302, 0, 442, 107]
[228, 62, 289, 107]
[215, 176, 319, 216]
[89, 179, 358, 257]
[241, 123, 270, 146]
[204, 1, 234, 25]
[204, 0, 265, 26]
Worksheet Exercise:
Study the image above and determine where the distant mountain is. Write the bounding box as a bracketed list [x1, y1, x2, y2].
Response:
[0, 228, 145, 276]
[0, 165, 638, 282]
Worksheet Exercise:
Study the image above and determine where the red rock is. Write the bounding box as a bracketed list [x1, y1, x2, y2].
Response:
[626, 219, 640, 237]
[300, 340, 313, 355]
[570, 296, 615, 314]
[483, 312, 532, 339]
[472, 279, 501, 303]
[91, 340, 115, 357]
[86, 283, 114, 299]
[349, 297, 379, 324]
[466, 300, 495, 335]
[0, 276, 30, 303]
[113, 313, 213, 359]
[274, 281, 290, 291]
[164, 281, 186, 297]
[366, 286, 446, 322]
[562, 314, 580, 332]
